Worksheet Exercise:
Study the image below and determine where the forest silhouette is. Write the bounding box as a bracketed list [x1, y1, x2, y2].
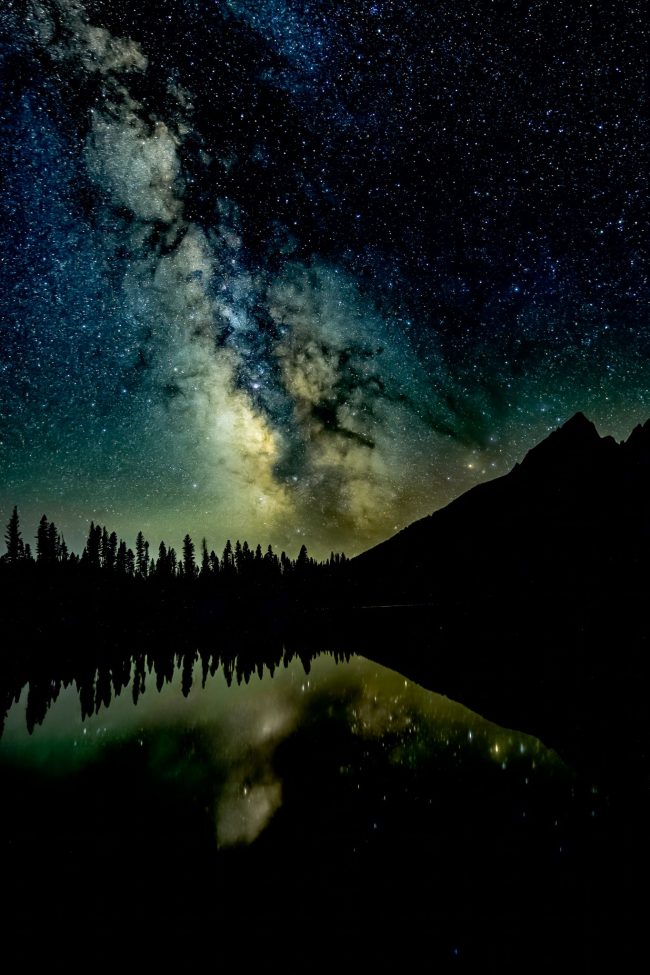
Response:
[1, 505, 354, 735]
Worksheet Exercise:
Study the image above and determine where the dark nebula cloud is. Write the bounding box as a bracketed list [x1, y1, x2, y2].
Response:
[1, 0, 649, 554]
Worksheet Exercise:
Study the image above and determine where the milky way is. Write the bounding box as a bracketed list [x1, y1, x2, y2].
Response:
[1, 1, 649, 555]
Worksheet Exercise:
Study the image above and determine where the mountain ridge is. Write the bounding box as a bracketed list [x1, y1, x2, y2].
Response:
[352, 411, 650, 598]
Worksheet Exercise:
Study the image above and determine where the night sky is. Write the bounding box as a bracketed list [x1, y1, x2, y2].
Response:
[1, 0, 649, 556]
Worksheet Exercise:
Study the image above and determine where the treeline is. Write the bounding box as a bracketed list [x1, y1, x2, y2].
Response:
[2, 505, 348, 587]
[0, 506, 357, 736]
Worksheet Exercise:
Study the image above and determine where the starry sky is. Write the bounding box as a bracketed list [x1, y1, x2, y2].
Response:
[1, 0, 649, 557]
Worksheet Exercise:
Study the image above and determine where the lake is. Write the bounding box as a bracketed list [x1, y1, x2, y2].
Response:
[0, 647, 614, 967]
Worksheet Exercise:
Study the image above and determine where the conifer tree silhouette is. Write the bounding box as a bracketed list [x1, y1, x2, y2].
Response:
[36, 515, 50, 563]
[85, 522, 101, 569]
[182, 534, 196, 578]
[4, 506, 24, 562]
[200, 538, 210, 579]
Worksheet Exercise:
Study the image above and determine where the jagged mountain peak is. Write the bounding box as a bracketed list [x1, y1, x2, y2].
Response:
[559, 411, 600, 437]
[518, 411, 604, 471]
[624, 417, 650, 451]
[354, 411, 650, 579]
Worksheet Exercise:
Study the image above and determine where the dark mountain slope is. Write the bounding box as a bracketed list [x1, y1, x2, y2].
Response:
[351, 412, 650, 608]
[344, 414, 650, 777]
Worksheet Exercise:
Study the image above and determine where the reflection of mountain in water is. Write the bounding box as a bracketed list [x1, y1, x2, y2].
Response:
[1, 651, 603, 969]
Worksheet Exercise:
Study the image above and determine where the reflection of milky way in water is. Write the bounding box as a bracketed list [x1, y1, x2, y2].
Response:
[1, 652, 612, 967]
[2, 655, 567, 848]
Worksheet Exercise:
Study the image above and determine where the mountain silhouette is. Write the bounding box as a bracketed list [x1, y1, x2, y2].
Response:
[351, 411, 650, 605]
[345, 413, 650, 778]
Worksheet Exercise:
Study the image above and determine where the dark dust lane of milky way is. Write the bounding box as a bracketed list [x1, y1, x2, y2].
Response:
[1, 1, 648, 555]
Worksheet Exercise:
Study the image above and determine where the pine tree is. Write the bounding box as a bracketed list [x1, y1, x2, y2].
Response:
[242, 540, 252, 571]
[222, 539, 233, 575]
[85, 522, 101, 569]
[264, 544, 279, 577]
[135, 532, 148, 577]
[58, 534, 68, 562]
[182, 534, 196, 578]
[107, 531, 118, 570]
[156, 541, 168, 576]
[209, 550, 219, 576]
[36, 515, 50, 563]
[296, 543, 309, 574]
[200, 538, 210, 578]
[47, 521, 58, 563]
[4, 506, 24, 562]
[116, 540, 128, 574]
[168, 547, 177, 575]
[234, 539, 243, 574]
[101, 527, 110, 568]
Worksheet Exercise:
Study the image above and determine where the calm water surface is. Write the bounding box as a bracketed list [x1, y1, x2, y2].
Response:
[0, 651, 603, 967]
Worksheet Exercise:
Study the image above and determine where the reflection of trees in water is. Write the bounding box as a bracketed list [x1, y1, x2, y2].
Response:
[0, 510, 353, 737]
[1, 622, 353, 737]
